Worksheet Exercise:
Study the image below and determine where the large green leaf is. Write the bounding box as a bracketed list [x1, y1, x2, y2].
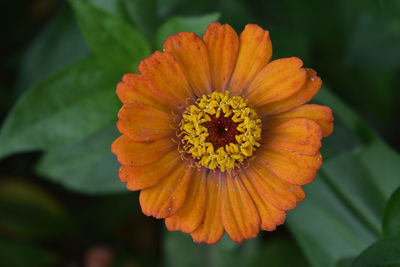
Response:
[69, 0, 151, 72]
[382, 187, 400, 238]
[164, 230, 308, 267]
[155, 13, 220, 50]
[88, 0, 120, 15]
[0, 57, 122, 158]
[119, 0, 159, 46]
[286, 88, 400, 267]
[17, 6, 90, 91]
[164, 231, 260, 267]
[36, 126, 126, 194]
[351, 236, 400, 267]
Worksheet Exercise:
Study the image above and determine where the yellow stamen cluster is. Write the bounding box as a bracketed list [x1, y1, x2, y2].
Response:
[179, 91, 262, 172]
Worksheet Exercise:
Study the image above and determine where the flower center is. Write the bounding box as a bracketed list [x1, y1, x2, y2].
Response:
[178, 91, 262, 172]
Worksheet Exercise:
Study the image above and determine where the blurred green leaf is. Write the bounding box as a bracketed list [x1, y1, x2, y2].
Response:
[17, 7, 90, 91]
[0, 179, 72, 238]
[156, 13, 220, 50]
[0, 57, 122, 159]
[119, 0, 159, 46]
[287, 88, 400, 267]
[382, 187, 400, 238]
[36, 126, 125, 194]
[69, 0, 151, 72]
[164, 231, 260, 267]
[315, 88, 400, 198]
[287, 172, 377, 267]
[351, 236, 400, 267]
[321, 152, 385, 235]
[156, 0, 187, 19]
[252, 237, 308, 267]
[0, 238, 58, 267]
[356, 140, 400, 200]
[88, 0, 120, 15]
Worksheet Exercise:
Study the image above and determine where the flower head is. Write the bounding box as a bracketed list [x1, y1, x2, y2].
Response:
[111, 22, 333, 244]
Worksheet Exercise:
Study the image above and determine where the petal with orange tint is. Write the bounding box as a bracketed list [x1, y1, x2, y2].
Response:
[258, 148, 323, 185]
[139, 51, 194, 105]
[220, 172, 260, 243]
[265, 104, 334, 137]
[238, 171, 286, 231]
[191, 172, 224, 244]
[164, 32, 212, 96]
[257, 68, 322, 116]
[116, 74, 177, 113]
[111, 135, 175, 166]
[119, 149, 182, 191]
[246, 57, 306, 106]
[262, 118, 323, 156]
[165, 169, 207, 233]
[203, 22, 239, 92]
[117, 103, 174, 142]
[140, 164, 192, 219]
[242, 160, 305, 210]
[229, 24, 272, 95]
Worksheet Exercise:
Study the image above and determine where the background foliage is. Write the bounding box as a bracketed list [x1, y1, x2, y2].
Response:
[0, 0, 399, 266]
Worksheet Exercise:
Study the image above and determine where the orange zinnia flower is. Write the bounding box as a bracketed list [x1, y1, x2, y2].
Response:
[111, 22, 333, 244]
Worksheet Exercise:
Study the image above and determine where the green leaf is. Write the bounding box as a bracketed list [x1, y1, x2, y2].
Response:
[287, 87, 400, 267]
[36, 126, 126, 194]
[0, 57, 122, 159]
[287, 173, 377, 267]
[0, 238, 58, 267]
[119, 0, 159, 46]
[88, 0, 120, 15]
[351, 236, 400, 267]
[164, 231, 260, 267]
[383, 187, 400, 238]
[69, 0, 150, 72]
[156, 0, 188, 19]
[155, 13, 220, 50]
[17, 6, 90, 91]
[0, 179, 72, 238]
[252, 237, 309, 267]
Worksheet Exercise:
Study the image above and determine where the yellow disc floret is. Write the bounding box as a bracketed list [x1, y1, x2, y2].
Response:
[179, 91, 262, 172]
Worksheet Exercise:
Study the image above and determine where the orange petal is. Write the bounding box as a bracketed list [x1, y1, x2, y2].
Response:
[164, 32, 212, 96]
[117, 103, 174, 142]
[220, 172, 260, 243]
[242, 160, 305, 210]
[262, 118, 323, 156]
[246, 57, 306, 106]
[111, 135, 175, 166]
[165, 169, 207, 233]
[238, 172, 286, 231]
[228, 24, 272, 95]
[119, 149, 182, 191]
[140, 164, 192, 219]
[257, 147, 323, 185]
[138, 51, 194, 105]
[116, 74, 178, 113]
[257, 68, 322, 116]
[265, 104, 334, 137]
[191, 171, 224, 244]
[203, 22, 239, 92]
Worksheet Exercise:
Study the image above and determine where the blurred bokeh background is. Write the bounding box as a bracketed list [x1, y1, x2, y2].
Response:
[0, 0, 399, 266]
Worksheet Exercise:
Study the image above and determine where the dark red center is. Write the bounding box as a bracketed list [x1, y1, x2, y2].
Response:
[202, 114, 240, 149]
